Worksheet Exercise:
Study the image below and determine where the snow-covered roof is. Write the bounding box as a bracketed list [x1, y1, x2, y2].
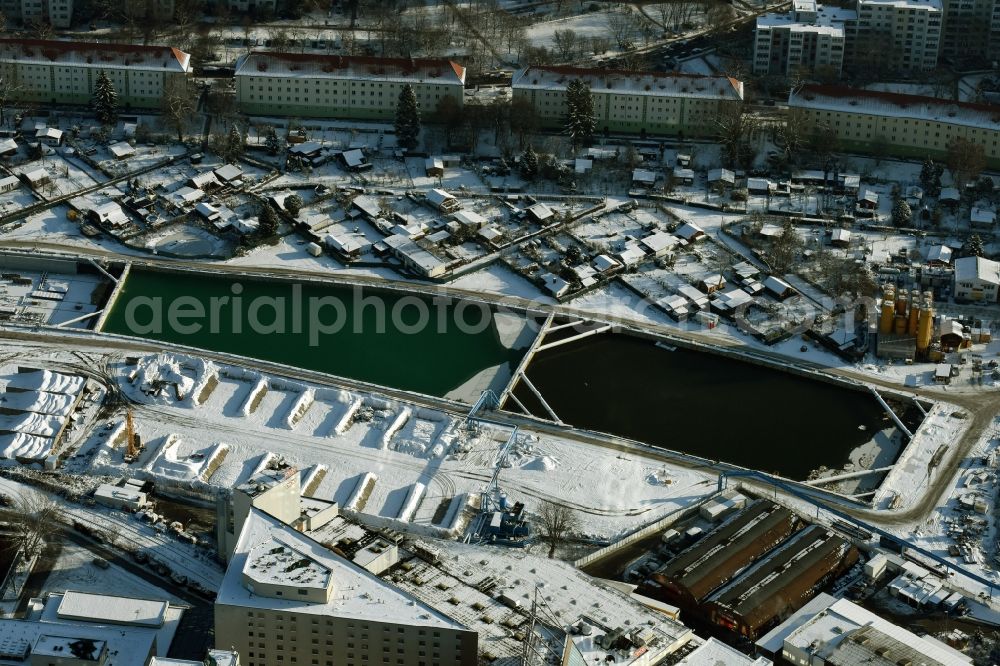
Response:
[593, 254, 620, 272]
[713, 287, 753, 310]
[927, 244, 952, 263]
[859, 0, 940, 9]
[213, 164, 243, 182]
[342, 148, 366, 168]
[0, 618, 152, 666]
[382, 233, 447, 275]
[676, 222, 705, 240]
[955, 255, 1000, 285]
[23, 168, 47, 183]
[540, 272, 570, 297]
[235, 52, 466, 85]
[0, 38, 191, 73]
[452, 210, 486, 228]
[426, 188, 457, 206]
[640, 231, 680, 253]
[633, 168, 657, 184]
[756, 2, 854, 34]
[707, 168, 735, 183]
[831, 228, 851, 243]
[940, 187, 961, 201]
[971, 207, 995, 224]
[512, 65, 743, 102]
[324, 234, 363, 254]
[170, 187, 203, 204]
[789, 84, 1000, 132]
[677, 637, 772, 665]
[779, 596, 969, 665]
[391, 538, 694, 663]
[34, 127, 62, 141]
[90, 201, 128, 226]
[764, 275, 795, 296]
[108, 142, 134, 159]
[527, 202, 555, 221]
[0, 138, 16, 154]
[217, 509, 467, 629]
[56, 591, 167, 628]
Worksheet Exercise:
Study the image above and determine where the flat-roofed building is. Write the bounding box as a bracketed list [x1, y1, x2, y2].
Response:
[214, 509, 478, 666]
[234, 53, 466, 119]
[511, 65, 743, 137]
[787, 84, 1000, 166]
[753, 0, 854, 75]
[0, 39, 191, 109]
[851, 0, 942, 71]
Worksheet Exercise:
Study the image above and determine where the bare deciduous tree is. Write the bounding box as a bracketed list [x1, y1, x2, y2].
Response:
[537, 500, 579, 558]
[8, 491, 59, 557]
[162, 77, 197, 143]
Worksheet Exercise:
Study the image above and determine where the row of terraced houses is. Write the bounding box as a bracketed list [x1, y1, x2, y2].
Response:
[0, 37, 998, 166]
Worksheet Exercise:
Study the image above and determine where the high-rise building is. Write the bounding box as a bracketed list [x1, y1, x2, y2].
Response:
[753, 0, 855, 75]
[851, 0, 943, 71]
[214, 508, 478, 666]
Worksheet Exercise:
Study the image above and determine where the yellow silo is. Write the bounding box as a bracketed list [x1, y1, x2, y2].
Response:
[908, 298, 920, 335]
[880, 286, 896, 334]
[896, 291, 908, 317]
[917, 299, 935, 355]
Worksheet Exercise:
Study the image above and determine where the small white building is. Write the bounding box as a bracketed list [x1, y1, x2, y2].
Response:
[632, 169, 657, 186]
[676, 222, 705, 242]
[109, 141, 136, 160]
[707, 168, 736, 187]
[639, 231, 680, 257]
[23, 168, 49, 187]
[0, 138, 17, 157]
[0, 175, 19, 193]
[672, 167, 695, 185]
[592, 254, 621, 273]
[971, 207, 996, 226]
[527, 202, 555, 224]
[94, 482, 148, 511]
[214, 163, 244, 184]
[383, 234, 448, 278]
[540, 272, 570, 298]
[954, 255, 1000, 302]
[188, 170, 220, 190]
[35, 127, 63, 146]
[426, 188, 461, 213]
[926, 244, 953, 265]
[89, 201, 129, 227]
[453, 210, 488, 230]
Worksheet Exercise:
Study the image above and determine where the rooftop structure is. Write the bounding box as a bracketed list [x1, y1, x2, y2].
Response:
[676, 637, 772, 665]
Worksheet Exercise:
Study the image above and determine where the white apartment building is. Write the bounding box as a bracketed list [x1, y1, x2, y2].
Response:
[852, 0, 942, 70]
[754, 0, 854, 75]
[511, 65, 744, 138]
[215, 508, 478, 666]
[0, 39, 191, 109]
[20, 0, 72, 28]
[234, 53, 466, 119]
[787, 84, 1000, 165]
[954, 255, 1000, 302]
